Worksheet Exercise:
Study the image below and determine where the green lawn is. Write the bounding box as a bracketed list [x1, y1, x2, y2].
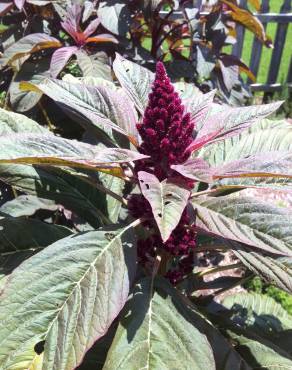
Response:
[240, 0, 291, 84]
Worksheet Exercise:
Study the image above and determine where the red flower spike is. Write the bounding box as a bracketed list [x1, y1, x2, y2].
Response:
[129, 62, 197, 283]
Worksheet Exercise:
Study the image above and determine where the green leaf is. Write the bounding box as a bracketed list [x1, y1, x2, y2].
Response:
[0, 33, 61, 69]
[200, 120, 292, 190]
[223, 292, 292, 332]
[75, 50, 112, 80]
[138, 171, 190, 242]
[224, 324, 292, 369]
[201, 120, 292, 166]
[104, 277, 216, 370]
[99, 173, 125, 223]
[98, 1, 131, 36]
[22, 78, 139, 145]
[0, 165, 109, 227]
[0, 133, 146, 174]
[0, 195, 58, 217]
[0, 107, 49, 134]
[113, 53, 154, 114]
[232, 247, 292, 294]
[9, 57, 51, 112]
[0, 215, 72, 253]
[196, 101, 283, 144]
[0, 224, 137, 370]
[191, 196, 292, 256]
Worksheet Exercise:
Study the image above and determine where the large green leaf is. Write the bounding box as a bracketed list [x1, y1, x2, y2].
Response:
[232, 247, 292, 294]
[223, 292, 292, 331]
[9, 57, 51, 112]
[223, 323, 292, 370]
[23, 78, 139, 145]
[104, 277, 216, 370]
[113, 53, 154, 114]
[0, 165, 110, 227]
[209, 306, 292, 369]
[200, 119, 292, 190]
[191, 196, 292, 256]
[0, 107, 49, 135]
[0, 33, 61, 69]
[196, 101, 283, 144]
[0, 195, 58, 217]
[98, 1, 131, 36]
[201, 121, 292, 167]
[0, 133, 146, 174]
[0, 224, 136, 370]
[138, 171, 190, 242]
[0, 215, 72, 253]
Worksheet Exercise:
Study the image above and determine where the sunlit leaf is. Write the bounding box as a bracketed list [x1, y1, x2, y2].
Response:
[0, 225, 136, 370]
[104, 277, 216, 370]
[138, 171, 190, 242]
[113, 53, 154, 114]
[0, 33, 61, 69]
[191, 196, 292, 256]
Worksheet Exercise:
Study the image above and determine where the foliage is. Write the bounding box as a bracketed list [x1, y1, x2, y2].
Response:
[246, 276, 292, 315]
[0, 0, 272, 110]
[0, 56, 291, 369]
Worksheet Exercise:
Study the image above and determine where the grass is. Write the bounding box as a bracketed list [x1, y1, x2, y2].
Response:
[240, 0, 292, 84]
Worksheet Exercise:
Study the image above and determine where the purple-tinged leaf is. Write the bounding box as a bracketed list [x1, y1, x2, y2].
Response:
[82, 0, 95, 22]
[186, 130, 223, 154]
[50, 46, 78, 78]
[83, 17, 101, 39]
[113, 53, 154, 114]
[0, 33, 61, 69]
[184, 89, 216, 124]
[0, 2, 13, 16]
[138, 171, 190, 242]
[171, 158, 213, 183]
[14, 0, 25, 10]
[61, 3, 83, 44]
[213, 151, 292, 180]
[0, 133, 148, 174]
[197, 101, 283, 144]
[21, 78, 139, 145]
[218, 59, 239, 91]
[0, 225, 137, 370]
[191, 196, 292, 257]
[98, 1, 131, 36]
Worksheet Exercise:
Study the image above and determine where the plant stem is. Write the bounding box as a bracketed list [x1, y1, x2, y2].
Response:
[38, 101, 54, 131]
[196, 262, 243, 277]
[190, 188, 218, 198]
[213, 275, 252, 297]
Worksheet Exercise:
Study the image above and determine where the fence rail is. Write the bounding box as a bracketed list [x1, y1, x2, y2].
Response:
[162, 0, 292, 93]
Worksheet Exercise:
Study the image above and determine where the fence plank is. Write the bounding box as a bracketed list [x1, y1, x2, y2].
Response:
[232, 0, 247, 57]
[248, 0, 270, 83]
[267, 0, 291, 85]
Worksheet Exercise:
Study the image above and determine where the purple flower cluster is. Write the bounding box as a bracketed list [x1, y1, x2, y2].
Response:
[129, 62, 197, 284]
[136, 62, 194, 179]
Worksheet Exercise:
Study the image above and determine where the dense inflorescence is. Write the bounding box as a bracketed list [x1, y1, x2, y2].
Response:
[129, 62, 197, 283]
[136, 62, 194, 179]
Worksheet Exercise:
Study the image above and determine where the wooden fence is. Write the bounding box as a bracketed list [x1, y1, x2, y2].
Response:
[163, 0, 292, 93]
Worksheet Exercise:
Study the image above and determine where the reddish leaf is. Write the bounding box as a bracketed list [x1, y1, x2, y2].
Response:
[61, 4, 84, 44]
[0, 2, 13, 16]
[14, 0, 25, 10]
[50, 46, 78, 78]
[83, 17, 101, 39]
[171, 158, 213, 183]
[138, 171, 190, 242]
[213, 151, 292, 180]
